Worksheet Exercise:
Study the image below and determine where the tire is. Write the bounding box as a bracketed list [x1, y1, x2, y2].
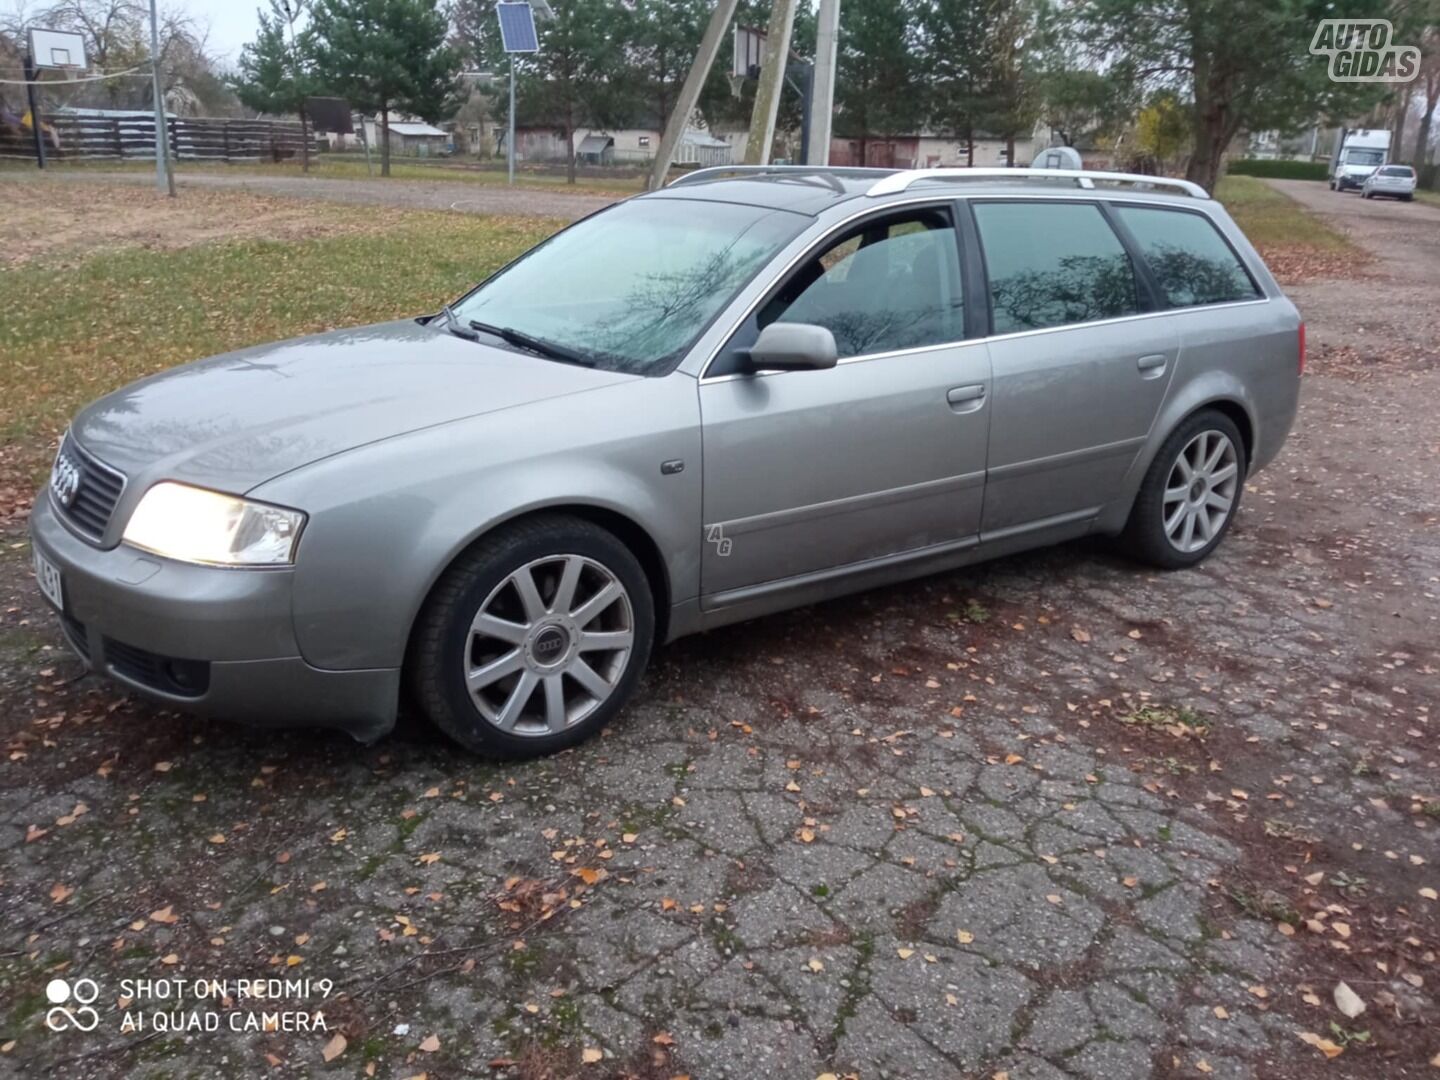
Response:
[407, 515, 654, 757]
[1120, 409, 1247, 570]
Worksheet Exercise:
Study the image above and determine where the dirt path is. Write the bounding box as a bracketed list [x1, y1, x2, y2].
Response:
[0, 183, 1436, 1079]
[39, 168, 620, 223]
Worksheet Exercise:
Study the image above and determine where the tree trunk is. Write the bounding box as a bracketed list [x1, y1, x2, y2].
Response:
[1185, 86, 1230, 194]
[300, 105, 310, 173]
[380, 104, 392, 177]
[1414, 73, 1440, 168]
[564, 104, 576, 185]
[1005, 133, 1015, 168]
[965, 128, 974, 167]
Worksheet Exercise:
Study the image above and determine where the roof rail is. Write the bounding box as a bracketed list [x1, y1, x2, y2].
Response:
[865, 168, 1210, 200]
[668, 164, 896, 188]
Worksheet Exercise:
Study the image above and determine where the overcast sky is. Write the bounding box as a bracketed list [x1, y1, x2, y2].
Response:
[188, 0, 261, 67]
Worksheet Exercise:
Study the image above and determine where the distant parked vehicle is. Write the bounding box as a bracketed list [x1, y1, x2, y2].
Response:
[32, 166, 1302, 756]
[1361, 164, 1417, 201]
[1330, 128, 1391, 192]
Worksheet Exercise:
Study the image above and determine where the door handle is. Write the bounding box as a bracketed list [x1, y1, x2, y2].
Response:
[1136, 354, 1168, 378]
[947, 384, 986, 403]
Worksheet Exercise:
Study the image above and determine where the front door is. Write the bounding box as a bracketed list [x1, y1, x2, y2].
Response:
[698, 203, 991, 602]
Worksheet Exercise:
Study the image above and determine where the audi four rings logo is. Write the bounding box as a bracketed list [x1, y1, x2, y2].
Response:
[51, 452, 81, 508]
[45, 977, 100, 1032]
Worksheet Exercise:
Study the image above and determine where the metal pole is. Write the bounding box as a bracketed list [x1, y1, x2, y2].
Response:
[148, 0, 174, 196]
[23, 52, 45, 169]
[797, 62, 812, 166]
[806, 0, 840, 167]
[743, 0, 799, 165]
[647, 0, 742, 191]
[508, 56, 516, 185]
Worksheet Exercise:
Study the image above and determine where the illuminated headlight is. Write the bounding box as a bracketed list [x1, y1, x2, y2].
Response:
[122, 482, 306, 567]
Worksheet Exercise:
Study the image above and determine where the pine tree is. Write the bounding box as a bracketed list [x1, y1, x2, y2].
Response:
[233, 0, 318, 170]
[309, 0, 460, 176]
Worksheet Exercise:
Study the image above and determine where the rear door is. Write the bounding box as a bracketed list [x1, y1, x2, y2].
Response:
[698, 202, 991, 601]
[970, 199, 1178, 535]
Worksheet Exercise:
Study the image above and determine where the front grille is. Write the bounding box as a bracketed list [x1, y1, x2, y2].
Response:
[59, 610, 91, 662]
[51, 436, 126, 543]
[104, 637, 210, 698]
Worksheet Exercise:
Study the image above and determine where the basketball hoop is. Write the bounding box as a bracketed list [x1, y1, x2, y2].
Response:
[28, 28, 88, 72]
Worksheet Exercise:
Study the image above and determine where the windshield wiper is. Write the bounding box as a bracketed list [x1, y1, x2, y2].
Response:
[440, 304, 479, 340]
[469, 320, 596, 367]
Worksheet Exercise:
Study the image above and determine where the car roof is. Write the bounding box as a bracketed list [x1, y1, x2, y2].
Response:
[643, 166, 1217, 217]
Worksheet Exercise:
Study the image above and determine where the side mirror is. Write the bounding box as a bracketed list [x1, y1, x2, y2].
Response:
[743, 322, 838, 372]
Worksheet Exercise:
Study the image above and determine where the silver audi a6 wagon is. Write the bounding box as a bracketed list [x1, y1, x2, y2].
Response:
[31, 167, 1303, 757]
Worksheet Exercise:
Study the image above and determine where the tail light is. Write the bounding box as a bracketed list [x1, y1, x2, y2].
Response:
[1297, 322, 1306, 375]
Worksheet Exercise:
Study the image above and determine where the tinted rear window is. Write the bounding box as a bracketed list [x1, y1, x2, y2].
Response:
[1378, 165, 1414, 177]
[1112, 206, 1261, 308]
[973, 202, 1139, 334]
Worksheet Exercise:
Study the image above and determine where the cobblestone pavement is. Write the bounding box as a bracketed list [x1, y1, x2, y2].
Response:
[42, 168, 621, 222]
[0, 185, 1436, 1079]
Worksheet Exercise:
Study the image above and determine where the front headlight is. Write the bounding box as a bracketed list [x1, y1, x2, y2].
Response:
[122, 482, 306, 567]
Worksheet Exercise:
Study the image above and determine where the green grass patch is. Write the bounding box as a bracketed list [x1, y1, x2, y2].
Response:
[1215, 175, 1354, 254]
[0, 209, 560, 480]
[1, 155, 644, 195]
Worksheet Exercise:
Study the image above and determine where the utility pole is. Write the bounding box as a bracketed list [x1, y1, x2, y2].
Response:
[743, 0, 799, 165]
[23, 50, 45, 169]
[647, 0, 742, 190]
[148, 0, 174, 196]
[508, 56, 516, 184]
[805, 0, 840, 167]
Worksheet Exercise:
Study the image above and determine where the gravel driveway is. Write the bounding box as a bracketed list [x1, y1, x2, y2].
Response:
[1, 180, 1436, 1079]
[43, 168, 620, 222]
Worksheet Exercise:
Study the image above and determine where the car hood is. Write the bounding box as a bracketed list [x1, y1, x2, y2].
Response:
[70, 319, 639, 493]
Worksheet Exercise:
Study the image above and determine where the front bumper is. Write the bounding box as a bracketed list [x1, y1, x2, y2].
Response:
[29, 493, 399, 741]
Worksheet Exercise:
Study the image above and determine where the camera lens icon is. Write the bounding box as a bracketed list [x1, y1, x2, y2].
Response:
[45, 978, 99, 1032]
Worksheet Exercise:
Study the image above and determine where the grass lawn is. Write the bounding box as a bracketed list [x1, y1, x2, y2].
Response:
[1, 156, 645, 195]
[0, 196, 561, 484]
[1214, 175, 1353, 252]
[1414, 189, 1440, 208]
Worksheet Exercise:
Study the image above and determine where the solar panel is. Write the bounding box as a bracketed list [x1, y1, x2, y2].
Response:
[496, 3, 539, 53]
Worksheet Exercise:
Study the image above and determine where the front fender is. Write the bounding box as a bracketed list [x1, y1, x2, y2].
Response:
[252, 376, 702, 671]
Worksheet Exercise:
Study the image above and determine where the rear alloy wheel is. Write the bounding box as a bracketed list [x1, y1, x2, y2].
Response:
[1121, 409, 1247, 569]
[409, 516, 653, 757]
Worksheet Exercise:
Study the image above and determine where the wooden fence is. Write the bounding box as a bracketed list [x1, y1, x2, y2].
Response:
[0, 114, 317, 165]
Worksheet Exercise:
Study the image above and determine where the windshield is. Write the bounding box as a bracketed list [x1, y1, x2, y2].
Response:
[1344, 149, 1385, 166]
[451, 199, 805, 375]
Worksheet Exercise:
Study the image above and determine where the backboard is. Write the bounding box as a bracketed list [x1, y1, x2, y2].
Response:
[733, 24, 765, 79]
[28, 28, 88, 70]
[496, 3, 540, 53]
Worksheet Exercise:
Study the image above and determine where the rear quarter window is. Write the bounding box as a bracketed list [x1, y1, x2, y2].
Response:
[1113, 206, 1261, 308]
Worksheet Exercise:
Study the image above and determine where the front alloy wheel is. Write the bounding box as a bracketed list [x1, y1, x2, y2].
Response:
[1121, 409, 1247, 569]
[409, 516, 654, 756]
[465, 555, 634, 735]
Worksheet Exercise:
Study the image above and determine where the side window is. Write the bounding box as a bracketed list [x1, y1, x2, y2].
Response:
[973, 202, 1139, 334]
[1113, 206, 1262, 307]
[757, 208, 964, 359]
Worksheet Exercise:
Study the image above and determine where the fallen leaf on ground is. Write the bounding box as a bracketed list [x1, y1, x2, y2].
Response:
[1298, 1032, 1344, 1059]
[322, 1033, 347, 1062]
[418, 1034, 440, 1052]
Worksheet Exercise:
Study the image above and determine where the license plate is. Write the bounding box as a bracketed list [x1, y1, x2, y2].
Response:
[33, 548, 63, 610]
